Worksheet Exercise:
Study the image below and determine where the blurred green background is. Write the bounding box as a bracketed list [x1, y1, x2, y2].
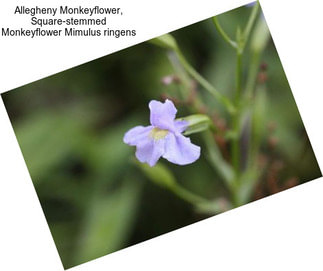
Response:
[1, 4, 321, 269]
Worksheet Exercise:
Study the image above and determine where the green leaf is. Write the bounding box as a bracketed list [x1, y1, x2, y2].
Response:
[237, 168, 260, 205]
[202, 132, 235, 189]
[250, 18, 270, 52]
[149, 33, 178, 50]
[72, 180, 141, 267]
[252, 84, 267, 141]
[179, 114, 214, 136]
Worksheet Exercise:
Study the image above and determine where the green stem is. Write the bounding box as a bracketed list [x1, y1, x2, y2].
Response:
[212, 17, 237, 49]
[170, 183, 208, 206]
[175, 49, 236, 115]
[232, 50, 242, 179]
[230, 3, 260, 207]
[167, 50, 236, 195]
[235, 51, 243, 104]
[167, 51, 192, 99]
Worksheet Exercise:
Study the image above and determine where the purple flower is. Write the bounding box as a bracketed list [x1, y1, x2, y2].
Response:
[246, 2, 256, 7]
[123, 99, 201, 167]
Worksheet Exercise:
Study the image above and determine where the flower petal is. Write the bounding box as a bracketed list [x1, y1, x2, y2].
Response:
[174, 120, 188, 133]
[163, 133, 200, 165]
[149, 99, 177, 131]
[123, 126, 153, 146]
[136, 137, 166, 167]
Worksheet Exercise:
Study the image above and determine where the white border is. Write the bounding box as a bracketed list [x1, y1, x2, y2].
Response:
[1, 0, 322, 270]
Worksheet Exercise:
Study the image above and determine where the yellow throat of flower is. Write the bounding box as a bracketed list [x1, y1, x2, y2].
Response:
[149, 127, 169, 140]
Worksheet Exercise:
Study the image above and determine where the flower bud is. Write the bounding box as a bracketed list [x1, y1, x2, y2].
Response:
[178, 114, 214, 136]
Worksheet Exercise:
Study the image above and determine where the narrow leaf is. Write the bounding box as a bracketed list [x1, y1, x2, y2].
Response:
[149, 34, 178, 50]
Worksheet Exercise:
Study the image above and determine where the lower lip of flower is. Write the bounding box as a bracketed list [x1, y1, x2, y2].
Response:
[149, 127, 169, 140]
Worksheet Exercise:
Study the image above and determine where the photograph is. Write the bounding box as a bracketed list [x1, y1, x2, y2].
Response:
[1, 2, 321, 269]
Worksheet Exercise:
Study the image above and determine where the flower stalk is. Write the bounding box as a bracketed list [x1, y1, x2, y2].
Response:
[175, 49, 236, 115]
[149, 34, 236, 114]
[212, 16, 237, 49]
[143, 2, 263, 209]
